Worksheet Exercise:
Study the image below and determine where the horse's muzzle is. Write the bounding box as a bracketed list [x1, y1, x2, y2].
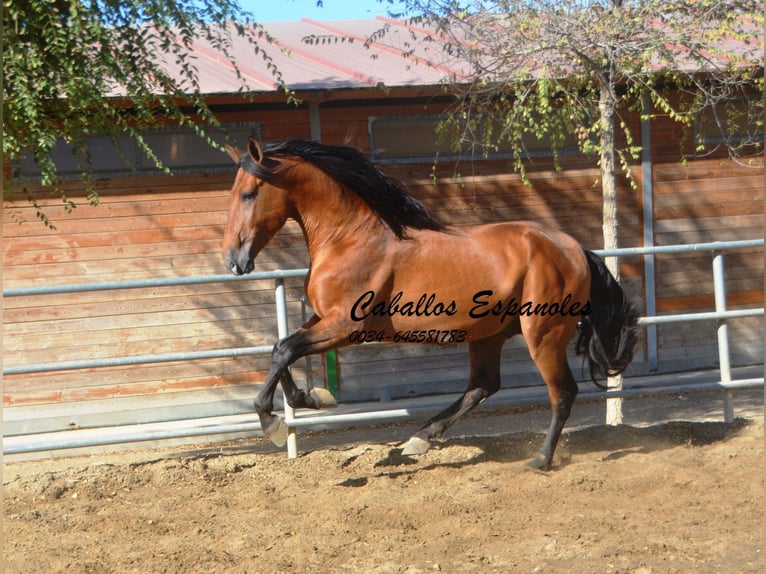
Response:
[226, 248, 254, 275]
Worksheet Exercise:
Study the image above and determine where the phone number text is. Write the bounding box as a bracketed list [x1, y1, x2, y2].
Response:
[348, 329, 468, 344]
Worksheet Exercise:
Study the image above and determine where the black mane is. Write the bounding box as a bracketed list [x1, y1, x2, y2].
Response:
[240, 139, 445, 239]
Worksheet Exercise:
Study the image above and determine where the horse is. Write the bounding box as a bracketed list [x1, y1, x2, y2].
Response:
[222, 137, 638, 470]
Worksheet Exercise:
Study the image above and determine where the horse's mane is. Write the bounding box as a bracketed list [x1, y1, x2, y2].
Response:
[241, 139, 446, 239]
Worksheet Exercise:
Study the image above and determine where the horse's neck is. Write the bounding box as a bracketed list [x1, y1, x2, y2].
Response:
[291, 176, 390, 258]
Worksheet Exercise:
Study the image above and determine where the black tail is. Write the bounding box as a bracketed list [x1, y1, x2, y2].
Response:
[575, 250, 639, 390]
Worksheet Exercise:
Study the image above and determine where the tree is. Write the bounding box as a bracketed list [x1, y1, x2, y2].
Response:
[389, 0, 762, 247]
[373, 0, 763, 422]
[2, 0, 286, 226]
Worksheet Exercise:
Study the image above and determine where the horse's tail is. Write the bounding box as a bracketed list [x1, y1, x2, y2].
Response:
[575, 250, 639, 390]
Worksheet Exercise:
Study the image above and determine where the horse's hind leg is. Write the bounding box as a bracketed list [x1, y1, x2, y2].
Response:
[525, 327, 579, 471]
[401, 333, 505, 456]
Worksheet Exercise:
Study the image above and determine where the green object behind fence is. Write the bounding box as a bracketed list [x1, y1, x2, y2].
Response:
[324, 350, 339, 399]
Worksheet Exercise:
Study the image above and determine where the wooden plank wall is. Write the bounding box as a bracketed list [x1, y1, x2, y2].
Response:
[3, 175, 316, 432]
[648, 106, 764, 371]
[3, 99, 317, 432]
[3, 94, 763, 434]
[651, 159, 763, 370]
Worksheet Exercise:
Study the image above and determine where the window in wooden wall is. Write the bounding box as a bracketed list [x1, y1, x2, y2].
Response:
[14, 122, 261, 181]
[695, 96, 764, 153]
[368, 114, 580, 163]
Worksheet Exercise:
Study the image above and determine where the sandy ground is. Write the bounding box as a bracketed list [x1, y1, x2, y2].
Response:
[3, 389, 764, 574]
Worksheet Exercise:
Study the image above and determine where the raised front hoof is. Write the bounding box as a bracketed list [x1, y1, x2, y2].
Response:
[262, 415, 289, 447]
[309, 387, 337, 409]
[400, 436, 431, 456]
[525, 452, 552, 473]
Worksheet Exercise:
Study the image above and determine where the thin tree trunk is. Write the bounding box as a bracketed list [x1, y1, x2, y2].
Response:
[599, 81, 624, 426]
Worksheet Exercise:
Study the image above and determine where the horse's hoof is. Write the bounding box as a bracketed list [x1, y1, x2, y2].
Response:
[525, 453, 552, 472]
[401, 436, 430, 456]
[263, 416, 289, 447]
[310, 387, 337, 409]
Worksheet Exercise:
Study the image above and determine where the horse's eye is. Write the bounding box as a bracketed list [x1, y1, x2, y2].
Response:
[241, 190, 257, 203]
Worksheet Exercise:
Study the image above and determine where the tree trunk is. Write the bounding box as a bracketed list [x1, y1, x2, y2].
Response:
[599, 81, 624, 426]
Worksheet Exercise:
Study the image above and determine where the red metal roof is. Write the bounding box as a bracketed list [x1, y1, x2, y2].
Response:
[170, 17, 470, 95]
[135, 14, 761, 97]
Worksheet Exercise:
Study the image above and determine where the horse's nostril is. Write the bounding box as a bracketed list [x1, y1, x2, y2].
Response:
[225, 245, 254, 276]
[226, 256, 253, 276]
[226, 256, 242, 275]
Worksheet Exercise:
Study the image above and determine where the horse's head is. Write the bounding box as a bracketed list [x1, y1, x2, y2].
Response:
[222, 138, 292, 275]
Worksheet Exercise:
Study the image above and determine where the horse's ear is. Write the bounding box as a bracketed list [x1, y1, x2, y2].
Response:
[247, 138, 265, 165]
[225, 144, 242, 164]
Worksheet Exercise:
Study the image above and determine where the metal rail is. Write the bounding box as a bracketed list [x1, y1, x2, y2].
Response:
[3, 268, 310, 298]
[3, 239, 763, 456]
[4, 377, 761, 456]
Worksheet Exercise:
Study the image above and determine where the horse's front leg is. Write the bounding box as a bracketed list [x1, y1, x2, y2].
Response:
[254, 318, 345, 445]
[253, 356, 290, 445]
[279, 368, 337, 411]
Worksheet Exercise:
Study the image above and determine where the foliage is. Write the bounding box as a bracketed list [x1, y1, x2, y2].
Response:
[2, 0, 286, 226]
[389, 0, 763, 180]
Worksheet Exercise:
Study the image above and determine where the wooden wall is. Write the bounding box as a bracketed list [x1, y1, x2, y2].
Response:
[650, 160, 763, 369]
[3, 175, 314, 433]
[3, 90, 763, 434]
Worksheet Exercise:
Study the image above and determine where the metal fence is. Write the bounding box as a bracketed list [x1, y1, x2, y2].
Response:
[4, 239, 763, 457]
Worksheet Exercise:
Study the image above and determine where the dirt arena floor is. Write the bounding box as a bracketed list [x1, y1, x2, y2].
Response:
[4, 391, 764, 574]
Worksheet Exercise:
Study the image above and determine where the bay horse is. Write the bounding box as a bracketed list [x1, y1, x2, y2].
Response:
[222, 138, 638, 470]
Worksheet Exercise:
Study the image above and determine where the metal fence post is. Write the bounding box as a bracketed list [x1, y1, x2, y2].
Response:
[712, 252, 734, 423]
[274, 278, 298, 458]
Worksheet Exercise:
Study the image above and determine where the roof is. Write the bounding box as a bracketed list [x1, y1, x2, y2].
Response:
[160, 17, 469, 95]
[140, 14, 762, 97]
